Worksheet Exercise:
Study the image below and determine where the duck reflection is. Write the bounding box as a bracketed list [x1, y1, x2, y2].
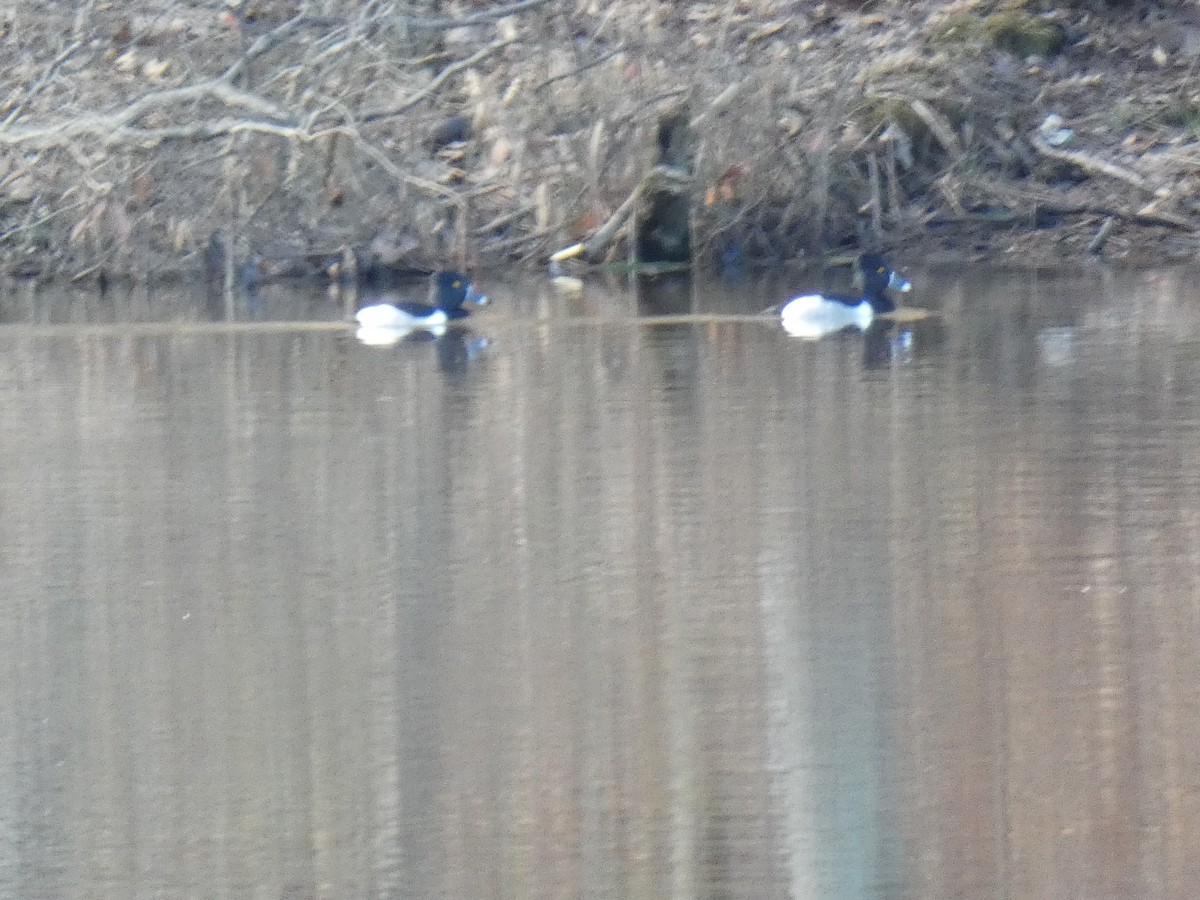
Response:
[862, 321, 913, 369]
[435, 329, 492, 375]
[861, 318, 947, 370]
[355, 324, 491, 375]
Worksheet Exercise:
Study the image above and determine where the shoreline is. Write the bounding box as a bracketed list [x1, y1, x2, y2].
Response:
[3, 1, 1200, 279]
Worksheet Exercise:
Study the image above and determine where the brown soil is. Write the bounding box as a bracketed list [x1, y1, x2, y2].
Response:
[3, 0, 1200, 281]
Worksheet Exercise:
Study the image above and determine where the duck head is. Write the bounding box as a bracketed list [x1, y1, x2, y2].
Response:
[855, 253, 911, 313]
[434, 270, 489, 311]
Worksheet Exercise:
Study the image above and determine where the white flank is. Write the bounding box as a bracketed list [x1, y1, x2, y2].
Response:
[780, 295, 872, 339]
[354, 304, 448, 329]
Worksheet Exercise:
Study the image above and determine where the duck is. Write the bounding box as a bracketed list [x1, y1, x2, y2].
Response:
[778, 252, 911, 339]
[354, 270, 488, 342]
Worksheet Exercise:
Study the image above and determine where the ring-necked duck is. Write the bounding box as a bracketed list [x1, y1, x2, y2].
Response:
[779, 252, 911, 339]
[355, 270, 488, 341]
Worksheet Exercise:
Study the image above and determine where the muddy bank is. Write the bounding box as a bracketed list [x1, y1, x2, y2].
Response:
[3, 0, 1200, 282]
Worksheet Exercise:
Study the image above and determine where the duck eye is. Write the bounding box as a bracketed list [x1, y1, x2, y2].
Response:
[452, 280, 461, 288]
[877, 266, 886, 274]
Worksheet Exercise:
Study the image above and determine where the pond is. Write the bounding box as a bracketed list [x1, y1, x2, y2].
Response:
[0, 262, 1198, 899]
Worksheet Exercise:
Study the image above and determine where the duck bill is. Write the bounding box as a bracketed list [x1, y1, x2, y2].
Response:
[888, 271, 912, 293]
[464, 283, 489, 307]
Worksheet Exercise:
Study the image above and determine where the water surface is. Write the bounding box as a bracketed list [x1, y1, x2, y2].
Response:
[1, 265, 1198, 899]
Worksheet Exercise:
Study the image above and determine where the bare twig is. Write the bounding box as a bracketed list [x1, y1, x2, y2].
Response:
[405, 0, 556, 30]
[689, 80, 741, 129]
[223, 13, 337, 83]
[1029, 131, 1163, 196]
[485, 229, 549, 259]
[476, 203, 536, 236]
[347, 135, 463, 199]
[585, 191, 639, 259]
[535, 46, 627, 94]
[0, 82, 292, 148]
[0, 26, 509, 149]
[866, 151, 883, 238]
[358, 37, 517, 122]
[0, 194, 90, 245]
[1087, 216, 1116, 253]
[583, 165, 692, 259]
[965, 174, 1194, 229]
[0, 10, 371, 150]
[3, 40, 85, 128]
[907, 98, 961, 158]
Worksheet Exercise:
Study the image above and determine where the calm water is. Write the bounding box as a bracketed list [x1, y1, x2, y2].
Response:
[1, 265, 1199, 899]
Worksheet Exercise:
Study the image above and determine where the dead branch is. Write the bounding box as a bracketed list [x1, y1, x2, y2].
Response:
[2, 40, 86, 128]
[224, 13, 342, 83]
[1087, 216, 1116, 253]
[0, 82, 292, 148]
[0, 28, 510, 149]
[1029, 131, 1163, 196]
[0, 9, 382, 149]
[584, 191, 639, 260]
[963, 174, 1194, 230]
[583, 165, 693, 259]
[907, 98, 961, 158]
[347, 135, 463, 199]
[481, 228, 549, 259]
[476, 203, 536, 236]
[534, 45, 630, 94]
[689, 80, 741, 129]
[357, 38, 518, 122]
[405, 0, 556, 30]
[1062, 203, 1192, 230]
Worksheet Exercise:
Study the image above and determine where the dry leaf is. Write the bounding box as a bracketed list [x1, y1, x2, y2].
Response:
[69, 202, 105, 246]
[171, 218, 192, 253]
[497, 16, 519, 41]
[142, 58, 169, 79]
[747, 21, 787, 44]
[490, 138, 511, 167]
[6, 174, 34, 202]
[463, 69, 483, 99]
[501, 78, 521, 106]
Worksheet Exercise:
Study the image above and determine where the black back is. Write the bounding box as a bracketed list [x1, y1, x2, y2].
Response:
[392, 297, 469, 320]
[392, 300, 439, 318]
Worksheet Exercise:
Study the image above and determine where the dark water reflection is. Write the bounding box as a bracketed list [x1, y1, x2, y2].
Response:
[1, 266, 1199, 899]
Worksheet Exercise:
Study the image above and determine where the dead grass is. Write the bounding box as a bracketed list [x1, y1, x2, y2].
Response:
[1, 0, 1200, 279]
